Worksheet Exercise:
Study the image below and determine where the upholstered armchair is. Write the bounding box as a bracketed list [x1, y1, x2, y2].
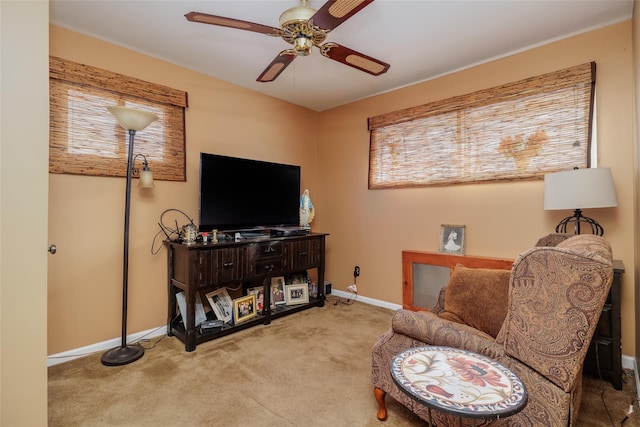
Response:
[372, 234, 614, 426]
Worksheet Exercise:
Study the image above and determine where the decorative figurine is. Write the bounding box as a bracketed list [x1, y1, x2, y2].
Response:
[299, 189, 315, 228]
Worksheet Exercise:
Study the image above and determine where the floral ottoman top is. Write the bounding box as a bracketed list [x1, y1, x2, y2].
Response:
[391, 346, 527, 419]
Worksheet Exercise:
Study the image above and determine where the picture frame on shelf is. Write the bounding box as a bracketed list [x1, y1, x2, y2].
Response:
[233, 294, 257, 324]
[271, 276, 286, 307]
[287, 272, 308, 285]
[175, 291, 207, 327]
[205, 288, 233, 323]
[439, 224, 465, 256]
[285, 284, 309, 306]
[247, 286, 265, 313]
[308, 281, 318, 298]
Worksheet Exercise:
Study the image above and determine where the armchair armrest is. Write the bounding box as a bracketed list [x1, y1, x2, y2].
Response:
[391, 309, 504, 360]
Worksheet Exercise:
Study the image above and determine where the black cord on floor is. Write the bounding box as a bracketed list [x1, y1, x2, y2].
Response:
[600, 384, 615, 427]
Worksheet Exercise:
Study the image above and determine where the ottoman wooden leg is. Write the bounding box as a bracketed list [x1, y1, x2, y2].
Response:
[374, 387, 387, 421]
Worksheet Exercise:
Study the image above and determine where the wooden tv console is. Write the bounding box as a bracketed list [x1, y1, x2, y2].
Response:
[165, 233, 327, 351]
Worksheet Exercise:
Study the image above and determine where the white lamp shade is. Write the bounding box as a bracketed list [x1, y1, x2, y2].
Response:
[544, 167, 618, 210]
[138, 169, 154, 188]
[107, 106, 158, 131]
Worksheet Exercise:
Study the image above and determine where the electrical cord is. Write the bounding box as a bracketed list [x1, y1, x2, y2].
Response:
[151, 208, 196, 254]
[332, 293, 357, 306]
[47, 324, 168, 362]
[599, 384, 615, 427]
[137, 333, 166, 350]
[333, 266, 359, 305]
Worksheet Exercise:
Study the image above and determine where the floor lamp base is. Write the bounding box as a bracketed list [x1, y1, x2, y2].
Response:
[101, 343, 145, 366]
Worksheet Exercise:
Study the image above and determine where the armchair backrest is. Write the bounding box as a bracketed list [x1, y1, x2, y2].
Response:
[534, 232, 572, 247]
[497, 234, 613, 392]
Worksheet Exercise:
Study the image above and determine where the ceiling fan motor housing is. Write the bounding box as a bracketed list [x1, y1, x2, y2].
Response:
[279, 5, 315, 27]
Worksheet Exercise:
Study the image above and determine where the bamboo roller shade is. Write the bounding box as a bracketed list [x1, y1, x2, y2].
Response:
[368, 62, 595, 189]
[49, 56, 187, 181]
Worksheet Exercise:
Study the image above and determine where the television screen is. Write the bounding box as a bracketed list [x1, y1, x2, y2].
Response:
[199, 153, 301, 232]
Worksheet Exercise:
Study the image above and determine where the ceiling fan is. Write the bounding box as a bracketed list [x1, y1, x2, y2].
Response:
[185, 0, 390, 82]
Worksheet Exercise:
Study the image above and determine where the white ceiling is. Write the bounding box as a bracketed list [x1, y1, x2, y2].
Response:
[50, 0, 633, 112]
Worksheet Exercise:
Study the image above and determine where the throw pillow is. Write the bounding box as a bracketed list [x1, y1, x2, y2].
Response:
[438, 264, 511, 338]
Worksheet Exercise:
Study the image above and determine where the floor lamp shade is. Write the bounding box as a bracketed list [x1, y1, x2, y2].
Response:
[101, 106, 158, 366]
[544, 167, 618, 235]
[107, 106, 158, 131]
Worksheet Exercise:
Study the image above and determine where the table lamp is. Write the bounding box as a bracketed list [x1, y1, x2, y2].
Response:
[543, 167, 618, 236]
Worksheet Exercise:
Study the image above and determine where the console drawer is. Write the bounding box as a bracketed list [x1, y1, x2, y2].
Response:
[254, 241, 283, 259]
[255, 259, 283, 276]
[196, 247, 249, 287]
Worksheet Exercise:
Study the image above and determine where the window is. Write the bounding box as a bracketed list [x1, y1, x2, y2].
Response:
[49, 56, 188, 181]
[368, 63, 595, 189]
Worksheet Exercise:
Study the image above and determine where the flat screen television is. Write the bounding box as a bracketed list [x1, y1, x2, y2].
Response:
[199, 153, 301, 232]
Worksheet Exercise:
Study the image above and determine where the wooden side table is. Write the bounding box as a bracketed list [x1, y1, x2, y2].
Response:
[391, 346, 528, 426]
[583, 260, 624, 390]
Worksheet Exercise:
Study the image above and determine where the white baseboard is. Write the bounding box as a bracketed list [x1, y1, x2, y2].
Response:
[331, 289, 402, 312]
[334, 290, 638, 376]
[48, 294, 638, 377]
[47, 326, 166, 367]
[623, 354, 635, 370]
[48, 292, 399, 366]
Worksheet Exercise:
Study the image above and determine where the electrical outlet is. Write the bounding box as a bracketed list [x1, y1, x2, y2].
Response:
[354, 266, 360, 278]
[347, 284, 358, 293]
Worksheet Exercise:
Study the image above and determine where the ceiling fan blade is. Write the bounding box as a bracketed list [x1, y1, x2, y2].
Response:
[257, 50, 297, 82]
[185, 12, 282, 37]
[320, 42, 389, 76]
[310, 0, 374, 31]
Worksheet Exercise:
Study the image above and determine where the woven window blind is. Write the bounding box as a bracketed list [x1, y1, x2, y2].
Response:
[49, 56, 188, 181]
[368, 62, 595, 189]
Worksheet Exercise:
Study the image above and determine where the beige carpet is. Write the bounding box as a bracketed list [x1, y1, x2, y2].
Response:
[49, 300, 639, 426]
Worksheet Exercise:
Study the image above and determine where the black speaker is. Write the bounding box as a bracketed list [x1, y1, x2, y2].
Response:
[324, 280, 332, 295]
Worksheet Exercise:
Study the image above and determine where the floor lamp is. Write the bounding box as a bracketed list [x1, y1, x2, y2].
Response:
[543, 167, 618, 236]
[101, 106, 158, 366]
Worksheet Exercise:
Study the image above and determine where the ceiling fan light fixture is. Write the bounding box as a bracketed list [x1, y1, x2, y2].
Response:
[294, 35, 313, 55]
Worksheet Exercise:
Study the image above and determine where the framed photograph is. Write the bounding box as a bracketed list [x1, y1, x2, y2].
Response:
[270, 276, 286, 307]
[439, 224, 465, 255]
[308, 281, 318, 298]
[233, 294, 257, 324]
[205, 288, 233, 323]
[176, 291, 207, 327]
[285, 284, 309, 306]
[287, 272, 308, 285]
[247, 286, 265, 312]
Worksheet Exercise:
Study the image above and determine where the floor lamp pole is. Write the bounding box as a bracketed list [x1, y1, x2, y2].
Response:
[101, 129, 145, 366]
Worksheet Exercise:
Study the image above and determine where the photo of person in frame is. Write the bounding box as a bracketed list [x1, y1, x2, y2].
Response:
[271, 276, 285, 307]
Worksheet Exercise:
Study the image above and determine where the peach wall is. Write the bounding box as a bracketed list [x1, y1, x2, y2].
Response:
[48, 25, 319, 354]
[316, 22, 637, 358]
[49, 22, 638, 360]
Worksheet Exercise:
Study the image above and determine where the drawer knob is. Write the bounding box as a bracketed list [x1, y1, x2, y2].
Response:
[223, 262, 234, 268]
[264, 247, 275, 253]
[264, 264, 274, 272]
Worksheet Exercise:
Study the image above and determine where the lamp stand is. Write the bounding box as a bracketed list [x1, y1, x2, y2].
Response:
[554, 208, 605, 236]
[101, 129, 145, 366]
